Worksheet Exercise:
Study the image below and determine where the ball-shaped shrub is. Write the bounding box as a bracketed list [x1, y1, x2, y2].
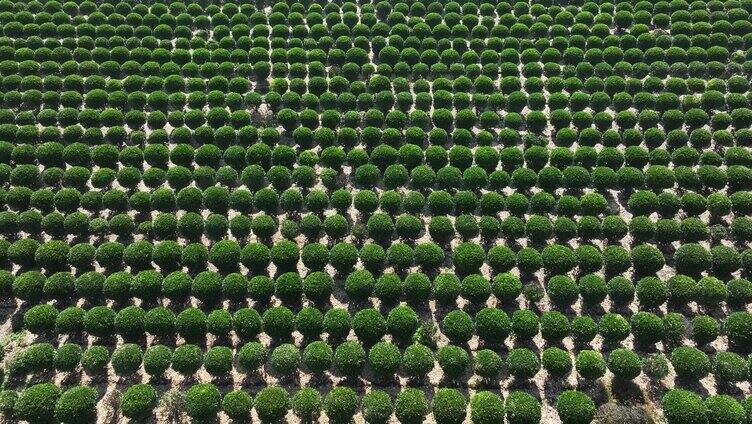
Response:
[121, 384, 157, 421]
[542, 347, 572, 377]
[254, 386, 289, 423]
[432, 388, 467, 424]
[53, 386, 97, 424]
[291, 388, 321, 422]
[324, 386, 359, 424]
[442, 310, 474, 344]
[507, 348, 540, 380]
[662, 389, 707, 424]
[671, 346, 711, 381]
[222, 390, 253, 421]
[703, 396, 744, 424]
[395, 388, 429, 424]
[556, 391, 596, 424]
[333, 341, 366, 378]
[607, 348, 642, 380]
[402, 343, 435, 378]
[14, 383, 60, 423]
[437, 345, 470, 379]
[270, 344, 300, 377]
[505, 391, 542, 424]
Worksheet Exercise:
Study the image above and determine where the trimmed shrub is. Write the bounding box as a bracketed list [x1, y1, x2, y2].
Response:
[324, 386, 358, 424]
[395, 388, 428, 424]
[222, 390, 253, 421]
[505, 391, 542, 424]
[607, 349, 642, 380]
[654, 388, 702, 423]
[705, 395, 745, 424]
[432, 388, 467, 424]
[575, 350, 606, 380]
[470, 391, 504, 424]
[361, 390, 392, 424]
[14, 383, 60, 423]
[643, 353, 670, 381]
[671, 346, 711, 381]
[254, 387, 289, 423]
[542, 347, 572, 377]
[442, 310, 474, 344]
[556, 391, 596, 424]
[507, 348, 540, 380]
[54, 386, 97, 424]
[334, 341, 366, 378]
[713, 351, 749, 382]
[292, 388, 321, 422]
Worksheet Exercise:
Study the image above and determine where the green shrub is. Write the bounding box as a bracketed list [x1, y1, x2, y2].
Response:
[442, 310, 474, 344]
[713, 351, 749, 382]
[630, 312, 664, 346]
[402, 343, 435, 379]
[542, 347, 572, 377]
[222, 390, 253, 421]
[541, 244, 577, 275]
[387, 305, 418, 342]
[437, 345, 469, 379]
[540, 311, 569, 342]
[432, 388, 467, 424]
[674, 243, 711, 275]
[505, 391, 542, 424]
[204, 346, 234, 377]
[470, 391, 504, 424]
[671, 346, 711, 381]
[453, 242, 485, 274]
[575, 350, 606, 380]
[185, 384, 221, 422]
[643, 353, 669, 381]
[254, 386, 289, 423]
[395, 388, 428, 424]
[692, 315, 719, 346]
[263, 306, 295, 339]
[334, 341, 366, 378]
[360, 390, 392, 424]
[270, 344, 300, 377]
[607, 348, 642, 380]
[662, 389, 706, 424]
[507, 348, 540, 380]
[14, 383, 60, 423]
[111, 343, 143, 376]
[292, 388, 321, 422]
[54, 386, 97, 424]
[705, 395, 745, 424]
[556, 391, 595, 424]
[237, 342, 266, 373]
[324, 386, 358, 424]
[23, 304, 58, 334]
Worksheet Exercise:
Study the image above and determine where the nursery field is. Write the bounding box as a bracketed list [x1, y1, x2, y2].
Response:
[3, 0, 752, 422]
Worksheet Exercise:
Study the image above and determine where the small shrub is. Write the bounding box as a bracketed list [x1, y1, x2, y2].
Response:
[607, 348, 642, 380]
[432, 388, 467, 424]
[222, 390, 253, 421]
[254, 386, 289, 423]
[671, 346, 711, 381]
[324, 386, 358, 424]
[505, 391, 542, 424]
[470, 391, 504, 424]
[54, 386, 97, 424]
[662, 389, 706, 424]
[395, 388, 428, 424]
[556, 391, 595, 424]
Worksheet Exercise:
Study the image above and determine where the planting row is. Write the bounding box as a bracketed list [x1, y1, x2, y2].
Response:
[2, 208, 752, 247]
[5, 380, 748, 424]
[18, 299, 752, 349]
[4, 231, 752, 276]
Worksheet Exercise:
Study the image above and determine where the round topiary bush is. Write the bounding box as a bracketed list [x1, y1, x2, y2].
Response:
[437, 345, 470, 379]
[185, 384, 222, 423]
[575, 350, 606, 380]
[505, 391, 542, 424]
[254, 386, 289, 423]
[442, 310, 474, 344]
[713, 351, 750, 382]
[292, 388, 321, 422]
[222, 390, 253, 421]
[263, 306, 295, 340]
[671, 346, 711, 381]
[324, 386, 358, 424]
[705, 394, 745, 424]
[14, 383, 60, 423]
[507, 348, 540, 380]
[556, 391, 595, 424]
[54, 386, 97, 424]
[674, 243, 711, 275]
[470, 391, 504, 424]
[607, 348, 642, 380]
[542, 347, 572, 377]
[432, 388, 467, 424]
[395, 388, 428, 424]
[542, 244, 577, 275]
[662, 389, 706, 424]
